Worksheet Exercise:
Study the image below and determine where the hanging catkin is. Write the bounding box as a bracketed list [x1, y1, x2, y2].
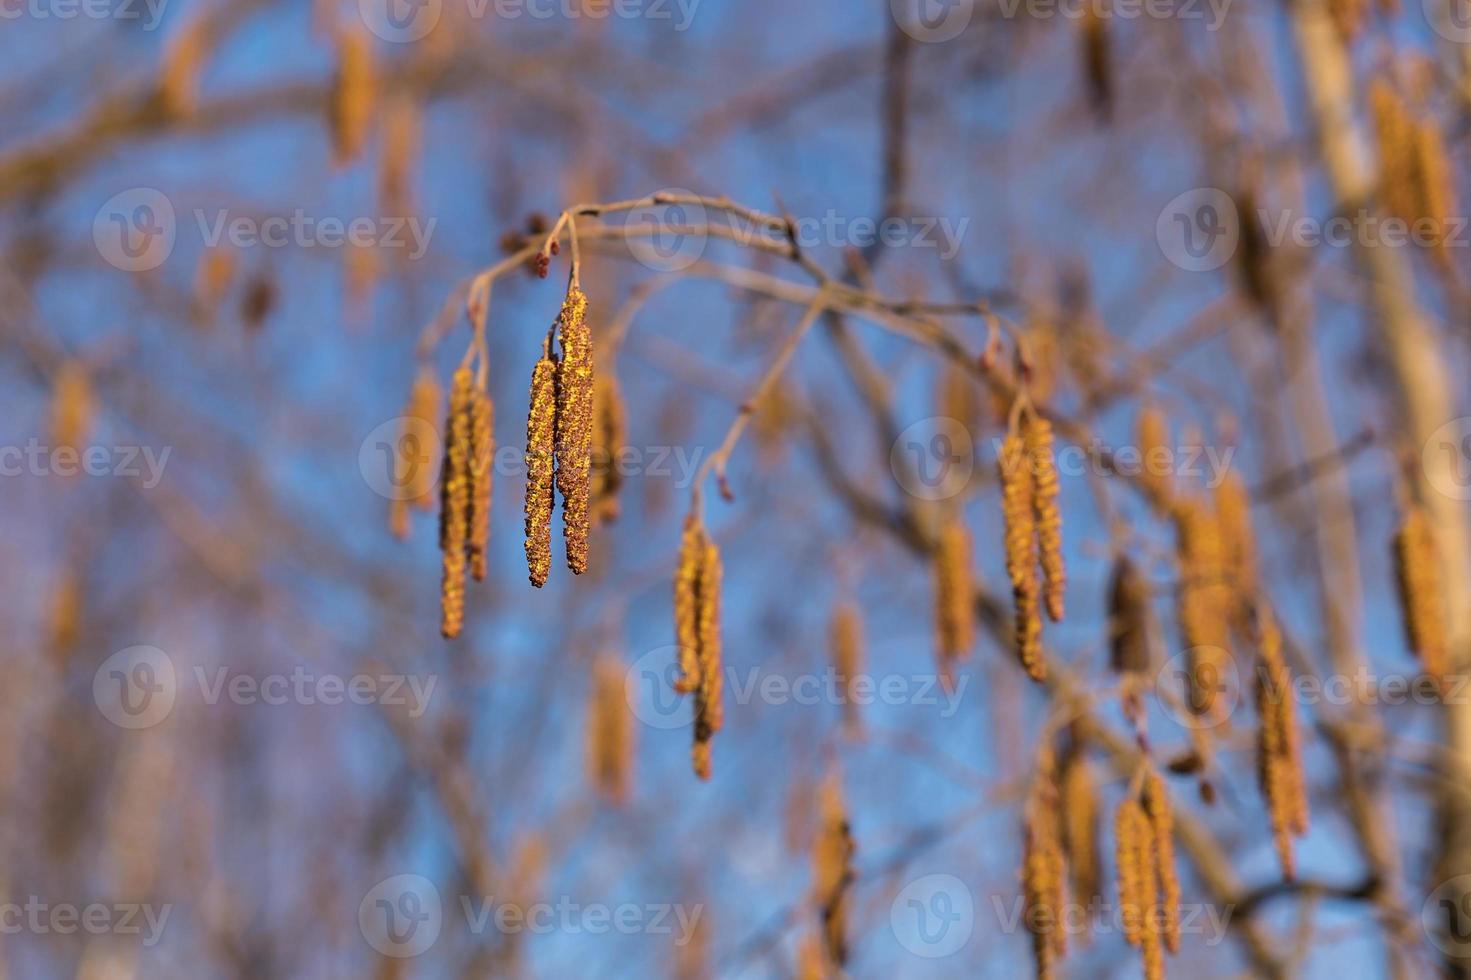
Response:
[406, 370, 442, 511]
[467, 385, 495, 580]
[1060, 750, 1101, 912]
[586, 655, 632, 805]
[1214, 470, 1256, 598]
[1108, 555, 1152, 676]
[674, 516, 724, 780]
[1174, 497, 1232, 723]
[50, 361, 95, 454]
[812, 773, 855, 971]
[830, 601, 864, 735]
[555, 286, 594, 573]
[329, 23, 375, 166]
[523, 349, 558, 588]
[1024, 765, 1068, 979]
[1142, 772, 1181, 954]
[1256, 606, 1309, 879]
[1000, 432, 1045, 681]
[1394, 503, 1448, 686]
[1135, 403, 1172, 509]
[1115, 796, 1164, 980]
[1027, 414, 1066, 622]
[591, 370, 626, 525]
[934, 519, 976, 678]
[438, 368, 473, 638]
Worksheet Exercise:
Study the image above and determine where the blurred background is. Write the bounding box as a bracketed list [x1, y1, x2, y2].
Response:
[5, 0, 1471, 976]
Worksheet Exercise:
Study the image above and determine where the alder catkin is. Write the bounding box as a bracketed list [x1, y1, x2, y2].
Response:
[555, 286, 594, 574]
[812, 773, 855, 970]
[438, 368, 473, 638]
[50, 361, 95, 454]
[673, 517, 704, 695]
[1174, 497, 1232, 723]
[1027, 414, 1066, 622]
[1135, 403, 1172, 509]
[830, 602, 864, 735]
[1394, 503, 1448, 686]
[1108, 555, 1153, 676]
[1415, 118, 1456, 262]
[1142, 771, 1181, 954]
[934, 519, 976, 678]
[692, 534, 723, 780]
[1023, 769, 1068, 978]
[406, 370, 442, 511]
[1115, 798, 1147, 948]
[329, 23, 375, 166]
[591, 370, 626, 525]
[1000, 433, 1045, 681]
[1214, 469, 1256, 597]
[586, 655, 632, 805]
[1256, 606, 1309, 879]
[467, 386, 494, 581]
[524, 351, 558, 588]
[1060, 751, 1101, 912]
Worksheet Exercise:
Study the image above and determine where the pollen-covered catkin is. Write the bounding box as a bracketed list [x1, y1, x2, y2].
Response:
[1136, 404, 1172, 509]
[812, 773, 855, 970]
[591, 370, 626, 525]
[468, 386, 494, 581]
[1108, 555, 1152, 676]
[1142, 772, 1181, 954]
[831, 602, 864, 735]
[406, 371, 442, 511]
[1214, 470, 1255, 597]
[554, 287, 594, 574]
[934, 520, 976, 677]
[1001, 433, 1045, 681]
[524, 351, 558, 588]
[1060, 751, 1101, 911]
[1256, 606, 1308, 879]
[439, 368, 473, 638]
[692, 534, 723, 780]
[329, 23, 375, 166]
[586, 655, 632, 805]
[1116, 797, 1163, 980]
[1174, 497, 1232, 723]
[673, 517, 704, 695]
[1394, 503, 1448, 686]
[50, 361, 95, 454]
[1027, 414, 1066, 622]
[1023, 775, 1068, 978]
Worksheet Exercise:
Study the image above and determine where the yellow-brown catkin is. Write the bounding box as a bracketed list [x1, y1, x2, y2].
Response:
[378, 95, 420, 220]
[934, 520, 976, 680]
[555, 287, 594, 573]
[1108, 555, 1152, 676]
[438, 368, 473, 638]
[812, 773, 855, 970]
[523, 353, 558, 588]
[1142, 772, 1181, 954]
[1174, 497, 1232, 723]
[1394, 504, 1448, 685]
[1136, 404, 1172, 509]
[831, 602, 864, 735]
[1023, 785, 1068, 978]
[50, 361, 95, 454]
[1060, 751, 1101, 912]
[467, 386, 494, 581]
[591, 370, 626, 525]
[673, 517, 705, 695]
[160, 17, 207, 118]
[586, 655, 632, 805]
[692, 535, 723, 780]
[1214, 470, 1256, 598]
[406, 370, 442, 511]
[330, 24, 375, 166]
[1001, 434, 1045, 681]
[194, 244, 235, 319]
[1256, 607, 1308, 879]
[1116, 797, 1163, 980]
[1415, 118, 1456, 263]
[1370, 79, 1417, 228]
[1027, 415, 1066, 622]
